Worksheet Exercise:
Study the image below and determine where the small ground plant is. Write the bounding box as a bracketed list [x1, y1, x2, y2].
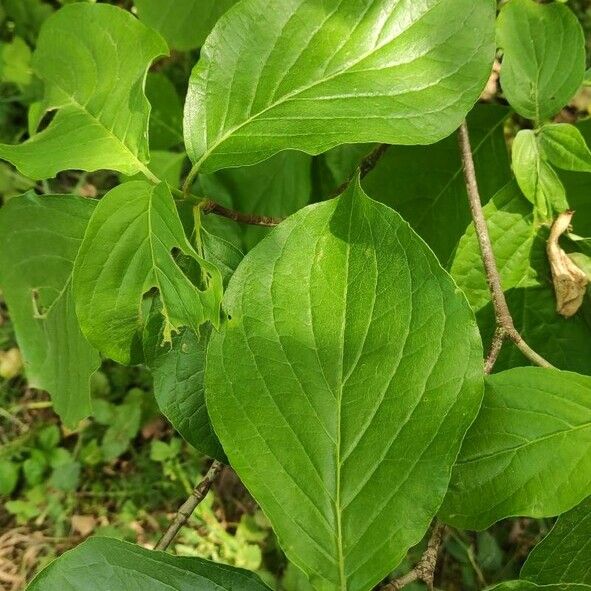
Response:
[1, 1, 591, 590]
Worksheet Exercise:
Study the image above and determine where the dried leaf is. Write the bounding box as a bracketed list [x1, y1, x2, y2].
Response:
[547, 211, 589, 317]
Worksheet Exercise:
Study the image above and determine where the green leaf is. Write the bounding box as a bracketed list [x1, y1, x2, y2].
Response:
[144, 323, 224, 460]
[451, 182, 591, 375]
[206, 180, 484, 591]
[134, 0, 238, 51]
[496, 0, 586, 121]
[0, 37, 33, 87]
[512, 130, 567, 218]
[184, 0, 496, 173]
[27, 537, 271, 590]
[122, 151, 186, 187]
[145, 73, 183, 151]
[521, 496, 591, 585]
[200, 151, 312, 252]
[440, 368, 591, 530]
[2, 0, 53, 45]
[143, 228, 242, 459]
[0, 192, 100, 426]
[451, 181, 538, 311]
[0, 4, 167, 180]
[486, 583, 591, 591]
[363, 105, 511, 265]
[73, 181, 223, 365]
[540, 124, 591, 173]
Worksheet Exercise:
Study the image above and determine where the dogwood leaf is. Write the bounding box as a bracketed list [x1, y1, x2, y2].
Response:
[184, 0, 496, 173]
[497, 0, 585, 121]
[134, 0, 238, 51]
[206, 180, 483, 591]
[0, 192, 99, 426]
[441, 368, 591, 530]
[73, 181, 223, 365]
[0, 4, 167, 179]
[521, 496, 591, 585]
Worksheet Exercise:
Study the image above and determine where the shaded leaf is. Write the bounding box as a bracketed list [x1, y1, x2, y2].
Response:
[27, 537, 271, 590]
[73, 181, 223, 365]
[0, 192, 99, 426]
[512, 130, 566, 218]
[144, 321, 224, 460]
[206, 180, 483, 591]
[146, 72, 183, 151]
[185, 0, 496, 172]
[363, 105, 510, 265]
[200, 151, 312, 252]
[441, 368, 591, 530]
[451, 182, 591, 375]
[521, 496, 591, 585]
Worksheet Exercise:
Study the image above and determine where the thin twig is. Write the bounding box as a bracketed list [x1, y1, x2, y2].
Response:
[331, 143, 389, 196]
[382, 522, 447, 591]
[154, 460, 224, 551]
[200, 199, 282, 227]
[484, 327, 506, 374]
[458, 120, 552, 370]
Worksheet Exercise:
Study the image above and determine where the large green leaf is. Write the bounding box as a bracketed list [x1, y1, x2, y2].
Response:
[134, 0, 238, 51]
[144, 324, 224, 459]
[0, 192, 99, 426]
[205, 180, 484, 591]
[184, 0, 496, 173]
[451, 181, 591, 375]
[496, 0, 585, 121]
[27, 537, 271, 590]
[363, 105, 510, 265]
[440, 368, 591, 530]
[0, 4, 167, 180]
[521, 496, 591, 585]
[200, 151, 312, 252]
[73, 181, 223, 365]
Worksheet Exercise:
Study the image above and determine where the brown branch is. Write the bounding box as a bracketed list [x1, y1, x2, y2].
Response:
[458, 120, 553, 370]
[331, 143, 389, 196]
[189, 144, 390, 228]
[200, 199, 282, 227]
[382, 522, 447, 591]
[484, 327, 506, 374]
[154, 460, 224, 551]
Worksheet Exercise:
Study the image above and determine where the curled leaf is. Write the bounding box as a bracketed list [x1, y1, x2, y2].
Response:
[547, 211, 588, 318]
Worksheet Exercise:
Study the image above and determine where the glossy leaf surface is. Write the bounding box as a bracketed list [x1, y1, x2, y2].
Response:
[206, 180, 484, 591]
